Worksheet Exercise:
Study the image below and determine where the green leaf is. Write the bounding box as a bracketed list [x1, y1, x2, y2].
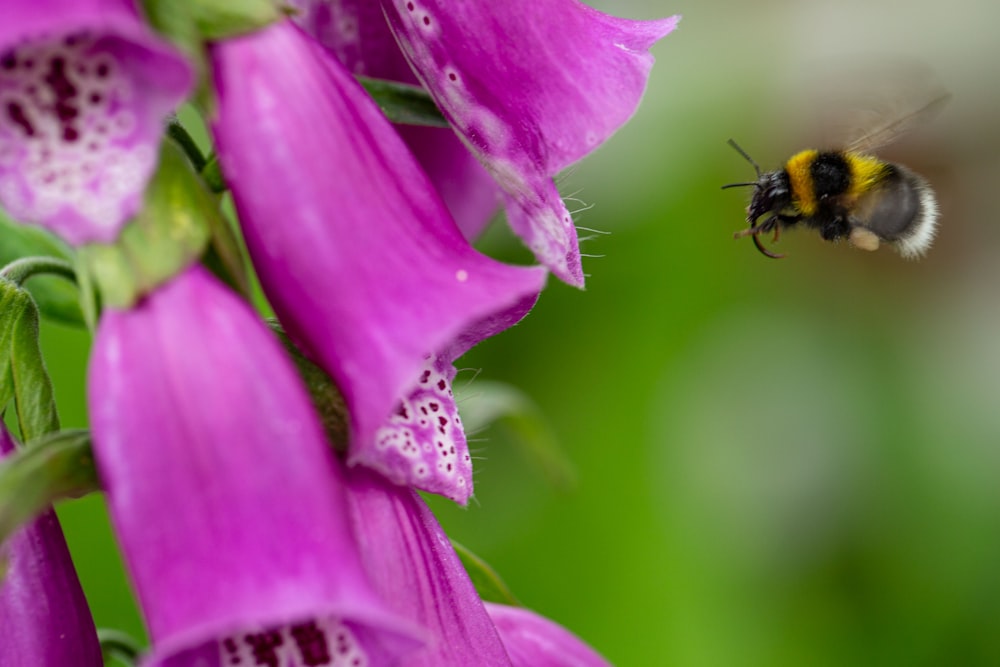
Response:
[0, 282, 59, 440]
[452, 540, 521, 606]
[0, 430, 97, 545]
[357, 77, 449, 128]
[0, 213, 84, 326]
[456, 380, 576, 491]
[10, 295, 59, 441]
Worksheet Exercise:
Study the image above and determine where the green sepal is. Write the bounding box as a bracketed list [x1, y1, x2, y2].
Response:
[143, 0, 281, 44]
[452, 540, 521, 606]
[0, 282, 59, 441]
[358, 77, 449, 128]
[0, 213, 84, 327]
[456, 380, 576, 491]
[270, 321, 350, 452]
[76, 139, 221, 309]
[0, 429, 97, 546]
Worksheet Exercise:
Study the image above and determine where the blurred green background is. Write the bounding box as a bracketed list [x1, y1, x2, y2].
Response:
[35, 0, 1000, 664]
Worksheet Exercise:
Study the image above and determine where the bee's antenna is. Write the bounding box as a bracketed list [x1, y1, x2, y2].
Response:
[721, 181, 757, 190]
[726, 139, 762, 179]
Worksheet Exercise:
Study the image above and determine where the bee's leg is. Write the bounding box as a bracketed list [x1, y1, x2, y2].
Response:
[773, 214, 800, 243]
[819, 215, 851, 242]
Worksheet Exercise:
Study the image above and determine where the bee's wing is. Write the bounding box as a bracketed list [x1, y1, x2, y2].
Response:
[797, 59, 949, 151]
[845, 92, 951, 153]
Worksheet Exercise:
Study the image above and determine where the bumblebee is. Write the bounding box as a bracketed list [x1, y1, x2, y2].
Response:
[723, 94, 946, 259]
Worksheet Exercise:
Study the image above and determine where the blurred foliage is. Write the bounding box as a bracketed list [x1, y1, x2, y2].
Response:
[39, 0, 1000, 664]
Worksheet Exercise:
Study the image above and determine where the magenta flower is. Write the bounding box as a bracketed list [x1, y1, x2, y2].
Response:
[210, 20, 546, 504]
[371, 0, 677, 286]
[344, 465, 513, 665]
[87, 266, 416, 665]
[0, 0, 192, 245]
[290, 0, 502, 241]
[0, 427, 103, 667]
[486, 603, 611, 667]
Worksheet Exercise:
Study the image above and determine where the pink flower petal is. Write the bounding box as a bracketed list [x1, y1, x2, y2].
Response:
[210, 21, 545, 502]
[382, 0, 679, 285]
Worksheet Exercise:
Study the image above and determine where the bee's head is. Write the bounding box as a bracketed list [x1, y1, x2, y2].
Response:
[746, 170, 791, 224]
[723, 139, 791, 259]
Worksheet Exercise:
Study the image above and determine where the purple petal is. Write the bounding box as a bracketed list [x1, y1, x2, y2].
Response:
[345, 465, 513, 666]
[486, 603, 611, 667]
[87, 266, 416, 664]
[0, 428, 103, 667]
[210, 21, 545, 496]
[291, 0, 501, 240]
[0, 0, 192, 245]
[381, 0, 679, 285]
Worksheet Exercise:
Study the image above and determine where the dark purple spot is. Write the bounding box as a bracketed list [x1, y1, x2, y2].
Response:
[1, 52, 16, 70]
[290, 621, 332, 666]
[429, 402, 440, 412]
[422, 16, 431, 26]
[62, 126, 79, 142]
[438, 416, 447, 427]
[420, 406, 428, 415]
[5, 102, 35, 137]
[419, 370, 431, 383]
[244, 630, 284, 667]
[22, 59, 34, 70]
[96, 62, 110, 78]
[89, 92, 102, 105]
[406, 1, 414, 9]
[396, 405, 408, 419]
[448, 72, 457, 81]
[437, 379, 447, 390]
[447, 463, 453, 471]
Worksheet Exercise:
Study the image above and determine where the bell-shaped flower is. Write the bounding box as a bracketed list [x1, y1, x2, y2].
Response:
[87, 266, 416, 666]
[0, 0, 193, 244]
[0, 427, 103, 667]
[345, 464, 514, 666]
[289, 0, 501, 240]
[380, 0, 679, 285]
[486, 603, 611, 667]
[210, 21, 545, 504]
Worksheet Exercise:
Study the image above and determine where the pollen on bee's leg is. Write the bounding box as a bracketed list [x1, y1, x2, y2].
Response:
[849, 227, 880, 252]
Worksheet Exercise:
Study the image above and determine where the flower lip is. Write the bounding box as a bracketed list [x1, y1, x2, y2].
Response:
[0, 0, 193, 245]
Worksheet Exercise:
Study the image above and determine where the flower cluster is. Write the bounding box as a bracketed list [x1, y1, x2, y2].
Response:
[0, 0, 676, 664]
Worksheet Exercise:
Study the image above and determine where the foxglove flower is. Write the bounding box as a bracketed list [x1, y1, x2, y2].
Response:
[87, 266, 416, 665]
[345, 465, 513, 666]
[210, 21, 546, 504]
[0, 427, 103, 667]
[381, 0, 679, 286]
[486, 603, 611, 667]
[290, 0, 502, 240]
[0, 0, 192, 244]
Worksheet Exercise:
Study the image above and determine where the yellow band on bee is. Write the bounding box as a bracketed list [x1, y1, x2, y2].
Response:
[844, 152, 888, 198]
[785, 149, 818, 216]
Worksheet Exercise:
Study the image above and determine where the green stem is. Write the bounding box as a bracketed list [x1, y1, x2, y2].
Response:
[98, 629, 142, 666]
[165, 116, 207, 172]
[0, 256, 76, 287]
